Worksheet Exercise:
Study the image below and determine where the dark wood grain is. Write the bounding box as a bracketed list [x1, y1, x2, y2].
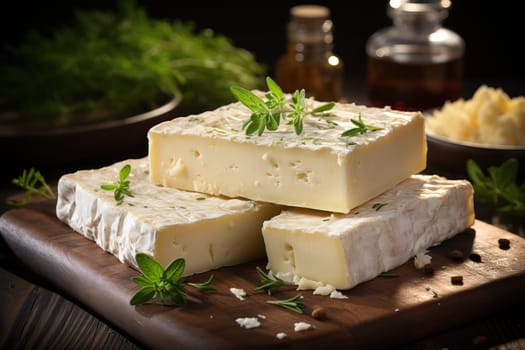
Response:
[0, 267, 141, 350]
[0, 201, 524, 350]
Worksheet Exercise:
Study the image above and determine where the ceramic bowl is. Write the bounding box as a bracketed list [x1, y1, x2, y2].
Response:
[425, 127, 525, 180]
[1, 95, 181, 182]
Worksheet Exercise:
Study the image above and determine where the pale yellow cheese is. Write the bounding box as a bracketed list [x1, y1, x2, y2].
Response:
[262, 175, 475, 290]
[148, 95, 426, 213]
[427, 85, 525, 146]
[56, 158, 282, 275]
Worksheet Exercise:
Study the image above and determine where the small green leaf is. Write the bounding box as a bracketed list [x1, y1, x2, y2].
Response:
[164, 258, 185, 282]
[130, 286, 155, 305]
[266, 113, 280, 131]
[136, 253, 164, 281]
[230, 86, 267, 113]
[119, 164, 131, 182]
[244, 114, 264, 135]
[312, 102, 335, 114]
[266, 76, 284, 101]
[341, 128, 361, 137]
[294, 118, 303, 135]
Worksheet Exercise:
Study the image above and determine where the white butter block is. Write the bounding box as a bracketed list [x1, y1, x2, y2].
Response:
[262, 175, 475, 290]
[148, 97, 426, 213]
[56, 158, 282, 275]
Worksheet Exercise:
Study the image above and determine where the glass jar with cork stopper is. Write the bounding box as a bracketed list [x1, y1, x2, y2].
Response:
[366, 0, 464, 111]
[274, 4, 344, 102]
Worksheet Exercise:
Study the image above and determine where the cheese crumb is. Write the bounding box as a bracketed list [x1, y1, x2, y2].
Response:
[276, 332, 287, 339]
[274, 271, 295, 284]
[294, 322, 313, 332]
[236, 317, 260, 329]
[329, 290, 348, 299]
[414, 251, 432, 269]
[230, 287, 246, 301]
[313, 284, 336, 296]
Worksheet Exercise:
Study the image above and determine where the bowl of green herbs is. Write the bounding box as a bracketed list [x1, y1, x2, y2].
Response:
[0, 1, 265, 179]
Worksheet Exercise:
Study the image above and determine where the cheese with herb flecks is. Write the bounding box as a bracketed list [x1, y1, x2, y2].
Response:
[56, 158, 282, 275]
[148, 95, 426, 213]
[262, 175, 475, 290]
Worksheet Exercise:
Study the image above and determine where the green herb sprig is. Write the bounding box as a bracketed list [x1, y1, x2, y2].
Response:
[101, 164, 133, 205]
[130, 254, 216, 305]
[466, 158, 525, 218]
[231, 76, 335, 136]
[254, 266, 284, 295]
[130, 253, 187, 306]
[267, 294, 305, 314]
[372, 203, 388, 211]
[7, 168, 56, 206]
[341, 113, 383, 137]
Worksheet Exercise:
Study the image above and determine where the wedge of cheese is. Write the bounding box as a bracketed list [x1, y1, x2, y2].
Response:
[262, 174, 475, 290]
[56, 158, 282, 275]
[148, 96, 426, 213]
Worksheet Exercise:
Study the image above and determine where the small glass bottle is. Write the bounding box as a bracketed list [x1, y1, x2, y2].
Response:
[274, 5, 343, 102]
[366, 0, 464, 111]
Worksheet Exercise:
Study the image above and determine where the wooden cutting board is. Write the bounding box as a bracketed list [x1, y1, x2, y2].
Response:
[1, 200, 524, 350]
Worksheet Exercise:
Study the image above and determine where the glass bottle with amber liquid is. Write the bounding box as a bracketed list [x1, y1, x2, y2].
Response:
[366, 0, 464, 111]
[275, 5, 343, 102]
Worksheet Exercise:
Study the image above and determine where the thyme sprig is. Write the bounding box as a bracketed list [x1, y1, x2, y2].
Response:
[267, 294, 305, 314]
[230, 76, 335, 136]
[101, 164, 133, 205]
[341, 113, 383, 137]
[254, 266, 284, 295]
[7, 168, 56, 206]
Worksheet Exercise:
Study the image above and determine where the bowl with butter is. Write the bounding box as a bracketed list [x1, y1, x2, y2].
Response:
[425, 85, 525, 179]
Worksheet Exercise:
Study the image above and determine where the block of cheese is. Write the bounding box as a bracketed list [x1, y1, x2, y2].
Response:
[148, 96, 426, 213]
[56, 158, 282, 275]
[262, 174, 475, 290]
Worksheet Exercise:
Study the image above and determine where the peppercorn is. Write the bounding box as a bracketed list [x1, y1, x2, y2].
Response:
[469, 253, 482, 263]
[451, 275, 463, 285]
[311, 306, 327, 320]
[498, 238, 510, 250]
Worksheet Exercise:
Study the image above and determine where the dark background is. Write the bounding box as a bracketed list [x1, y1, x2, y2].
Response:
[1, 0, 524, 97]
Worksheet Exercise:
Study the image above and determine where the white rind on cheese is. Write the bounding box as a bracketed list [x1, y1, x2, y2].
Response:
[262, 175, 475, 290]
[56, 158, 281, 275]
[148, 95, 426, 213]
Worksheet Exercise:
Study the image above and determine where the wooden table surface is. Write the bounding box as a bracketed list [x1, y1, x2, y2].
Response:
[1, 178, 524, 350]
